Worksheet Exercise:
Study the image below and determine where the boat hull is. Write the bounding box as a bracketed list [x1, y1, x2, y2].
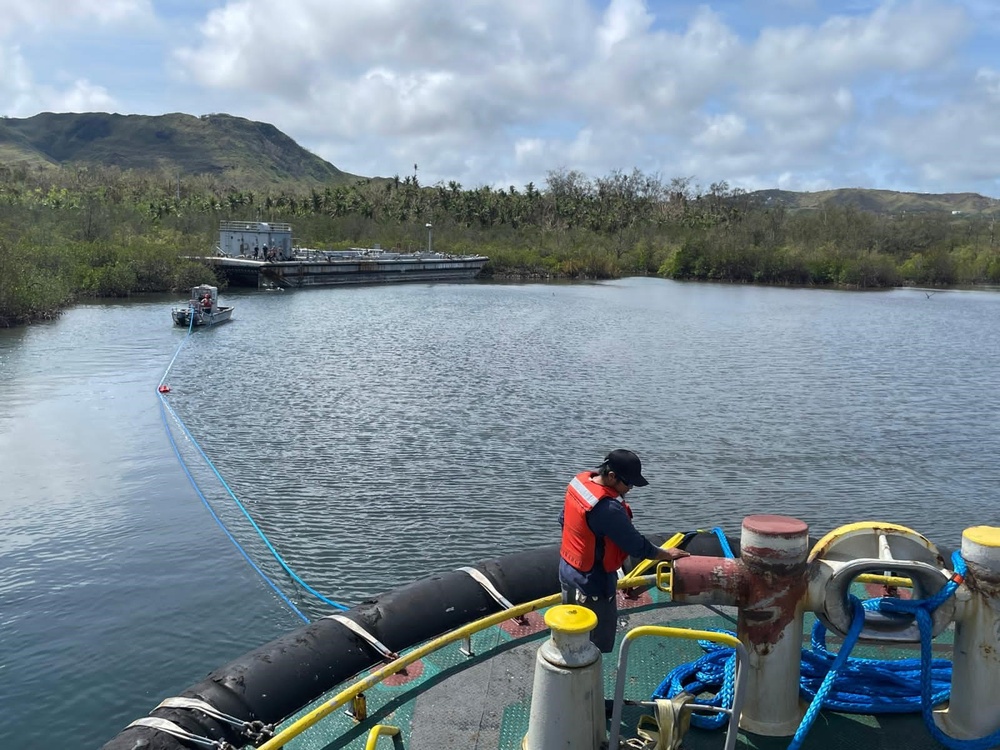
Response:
[171, 306, 235, 327]
[209, 256, 488, 289]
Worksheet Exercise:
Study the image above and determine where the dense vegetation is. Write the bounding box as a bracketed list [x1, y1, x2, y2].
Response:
[2, 161, 999, 326]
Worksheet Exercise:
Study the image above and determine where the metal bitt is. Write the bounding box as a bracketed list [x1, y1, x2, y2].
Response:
[807, 522, 954, 643]
[671, 514, 810, 736]
[937, 526, 1000, 740]
[523, 604, 604, 750]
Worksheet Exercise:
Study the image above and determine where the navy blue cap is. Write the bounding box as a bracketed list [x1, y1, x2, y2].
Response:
[603, 449, 649, 487]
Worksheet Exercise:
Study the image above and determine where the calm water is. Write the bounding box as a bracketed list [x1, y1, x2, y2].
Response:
[2, 279, 999, 748]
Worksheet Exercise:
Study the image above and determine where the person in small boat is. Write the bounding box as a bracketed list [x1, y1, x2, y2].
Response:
[558, 449, 689, 653]
[201, 293, 212, 312]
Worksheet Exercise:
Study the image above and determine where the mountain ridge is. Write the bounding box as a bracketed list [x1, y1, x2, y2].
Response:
[753, 187, 999, 215]
[0, 112, 997, 214]
[0, 111, 360, 186]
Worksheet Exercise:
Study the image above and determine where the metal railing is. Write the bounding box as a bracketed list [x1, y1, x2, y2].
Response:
[609, 626, 749, 750]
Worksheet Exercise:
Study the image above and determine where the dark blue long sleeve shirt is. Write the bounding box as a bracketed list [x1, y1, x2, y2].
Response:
[558, 496, 659, 598]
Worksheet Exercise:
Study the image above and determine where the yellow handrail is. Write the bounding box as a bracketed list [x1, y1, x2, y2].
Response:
[624, 624, 741, 649]
[258, 575, 662, 750]
[620, 532, 686, 583]
[365, 724, 400, 750]
[609, 626, 748, 750]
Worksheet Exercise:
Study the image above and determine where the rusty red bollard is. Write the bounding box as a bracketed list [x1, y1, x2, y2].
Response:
[671, 515, 810, 736]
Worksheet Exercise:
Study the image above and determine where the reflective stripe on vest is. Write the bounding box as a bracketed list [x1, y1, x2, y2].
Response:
[560, 471, 632, 573]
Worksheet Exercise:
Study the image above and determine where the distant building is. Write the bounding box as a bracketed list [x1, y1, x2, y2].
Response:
[218, 221, 293, 260]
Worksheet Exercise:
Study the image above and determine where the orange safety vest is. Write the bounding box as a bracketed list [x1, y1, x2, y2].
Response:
[560, 471, 633, 573]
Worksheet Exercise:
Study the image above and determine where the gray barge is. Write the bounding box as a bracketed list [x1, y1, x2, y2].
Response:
[204, 221, 488, 289]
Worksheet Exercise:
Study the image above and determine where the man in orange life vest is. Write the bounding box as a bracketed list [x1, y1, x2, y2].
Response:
[559, 449, 689, 653]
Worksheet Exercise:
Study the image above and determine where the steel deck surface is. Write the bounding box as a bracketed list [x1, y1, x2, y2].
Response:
[277, 588, 954, 750]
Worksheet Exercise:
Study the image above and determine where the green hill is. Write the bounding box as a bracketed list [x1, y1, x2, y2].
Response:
[1, 112, 998, 214]
[752, 188, 1000, 215]
[0, 112, 359, 186]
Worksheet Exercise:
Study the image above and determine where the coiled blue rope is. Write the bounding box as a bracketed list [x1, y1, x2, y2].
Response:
[653, 630, 738, 729]
[655, 551, 1000, 749]
[650, 527, 736, 728]
[877, 553, 1000, 750]
[801, 611, 951, 714]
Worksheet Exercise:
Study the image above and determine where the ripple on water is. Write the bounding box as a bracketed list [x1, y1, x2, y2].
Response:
[3, 282, 1000, 748]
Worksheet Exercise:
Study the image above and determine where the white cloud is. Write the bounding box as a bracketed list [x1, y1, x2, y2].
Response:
[0, 43, 117, 116]
[976, 67, 1000, 100]
[2, 0, 999, 195]
[0, 0, 151, 35]
[514, 137, 547, 167]
[693, 113, 747, 149]
[0, 0, 145, 117]
[750, 2, 968, 86]
[58, 79, 117, 113]
[597, 0, 655, 53]
[0, 45, 34, 112]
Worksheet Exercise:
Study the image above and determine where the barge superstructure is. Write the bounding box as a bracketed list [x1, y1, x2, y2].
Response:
[205, 221, 488, 289]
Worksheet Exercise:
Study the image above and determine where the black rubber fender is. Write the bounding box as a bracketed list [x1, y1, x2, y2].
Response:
[100, 532, 736, 749]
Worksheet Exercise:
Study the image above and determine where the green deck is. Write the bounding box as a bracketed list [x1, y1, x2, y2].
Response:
[277, 588, 953, 750]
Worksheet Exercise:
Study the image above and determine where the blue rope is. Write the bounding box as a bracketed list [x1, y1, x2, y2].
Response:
[710, 526, 735, 558]
[158, 311, 350, 615]
[157, 396, 349, 611]
[157, 395, 310, 623]
[653, 630, 737, 729]
[877, 553, 1000, 750]
[788, 595, 867, 750]
[656, 551, 1000, 748]
[159, 306, 195, 385]
[650, 530, 734, 728]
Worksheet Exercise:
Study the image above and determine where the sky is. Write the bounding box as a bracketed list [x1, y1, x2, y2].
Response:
[1, 0, 999, 197]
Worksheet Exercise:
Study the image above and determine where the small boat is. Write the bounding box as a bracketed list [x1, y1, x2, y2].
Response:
[171, 284, 234, 327]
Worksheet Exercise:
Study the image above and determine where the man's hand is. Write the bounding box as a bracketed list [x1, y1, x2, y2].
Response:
[656, 547, 690, 562]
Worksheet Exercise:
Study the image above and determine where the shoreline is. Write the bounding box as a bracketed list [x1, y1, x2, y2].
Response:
[4, 276, 996, 328]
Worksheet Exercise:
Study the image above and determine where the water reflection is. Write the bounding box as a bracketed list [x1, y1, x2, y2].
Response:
[1, 280, 999, 748]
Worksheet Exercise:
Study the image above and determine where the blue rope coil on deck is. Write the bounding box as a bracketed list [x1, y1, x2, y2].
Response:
[654, 551, 1000, 750]
[652, 630, 738, 729]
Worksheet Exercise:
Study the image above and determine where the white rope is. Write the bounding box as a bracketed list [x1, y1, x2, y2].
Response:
[126, 717, 224, 748]
[326, 614, 397, 660]
[156, 697, 250, 729]
[458, 566, 515, 610]
[148, 697, 273, 744]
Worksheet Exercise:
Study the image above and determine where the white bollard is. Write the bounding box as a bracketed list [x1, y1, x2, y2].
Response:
[737, 515, 810, 735]
[523, 604, 604, 750]
[937, 526, 1000, 739]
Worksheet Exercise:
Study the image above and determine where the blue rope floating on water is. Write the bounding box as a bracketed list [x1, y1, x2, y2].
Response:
[158, 316, 350, 619]
[158, 396, 310, 623]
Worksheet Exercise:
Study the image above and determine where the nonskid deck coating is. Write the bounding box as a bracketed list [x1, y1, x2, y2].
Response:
[276, 586, 953, 750]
